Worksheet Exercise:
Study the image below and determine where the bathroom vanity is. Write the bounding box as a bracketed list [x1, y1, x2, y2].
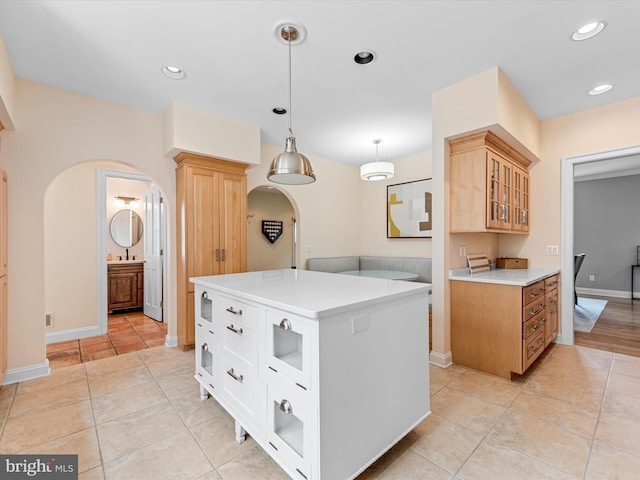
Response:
[107, 261, 144, 312]
[191, 269, 430, 480]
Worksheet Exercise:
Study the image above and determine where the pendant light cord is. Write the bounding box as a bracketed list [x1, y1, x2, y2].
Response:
[288, 29, 293, 137]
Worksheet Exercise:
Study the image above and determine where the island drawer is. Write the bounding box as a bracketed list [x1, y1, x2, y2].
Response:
[217, 294, 258, 331]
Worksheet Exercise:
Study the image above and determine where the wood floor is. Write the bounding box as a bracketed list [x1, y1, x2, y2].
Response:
[574, 294, 640, 357]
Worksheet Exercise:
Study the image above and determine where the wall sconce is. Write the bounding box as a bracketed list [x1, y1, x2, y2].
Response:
[114, 195, 140, 208]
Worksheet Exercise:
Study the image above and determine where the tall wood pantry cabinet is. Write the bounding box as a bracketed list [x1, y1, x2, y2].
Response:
[450, 130, 531, 233]
[0, 169, 7, 385]
[174, 153, 248, 350]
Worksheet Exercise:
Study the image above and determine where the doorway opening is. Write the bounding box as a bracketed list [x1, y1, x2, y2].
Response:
[97, 167, 168, 335]
[561, 144, 640, 347]
[247, 186, 299, 271]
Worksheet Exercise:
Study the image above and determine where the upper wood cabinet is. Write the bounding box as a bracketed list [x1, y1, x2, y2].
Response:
[450, 131, 531, 233]
[175, 153, 248, 350]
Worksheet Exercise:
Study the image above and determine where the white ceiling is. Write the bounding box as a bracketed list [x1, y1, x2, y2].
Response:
[0, 1, 639, 167]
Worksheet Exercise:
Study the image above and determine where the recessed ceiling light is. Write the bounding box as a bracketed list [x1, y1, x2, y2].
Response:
[162, 66, 186, 79]
[354, 50, 376, 65]
[588, 83, 613, 95]
[572, 21, 605, 41]
[272, 107, 287, 115]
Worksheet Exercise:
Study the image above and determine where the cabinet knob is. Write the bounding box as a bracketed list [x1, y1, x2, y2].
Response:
[279, 399, 293, 415]
[279, 319, 292, 331]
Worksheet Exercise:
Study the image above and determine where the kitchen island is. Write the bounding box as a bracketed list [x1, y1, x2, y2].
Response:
[191, 269, 430, 480]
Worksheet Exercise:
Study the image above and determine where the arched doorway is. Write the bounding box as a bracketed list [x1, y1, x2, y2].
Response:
[247, 185, 299, 271]
[44, 161, 170, 351]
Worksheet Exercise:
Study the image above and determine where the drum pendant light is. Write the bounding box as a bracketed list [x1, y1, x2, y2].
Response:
[268, 25, 316, 185]
[360, 139, 394, 181]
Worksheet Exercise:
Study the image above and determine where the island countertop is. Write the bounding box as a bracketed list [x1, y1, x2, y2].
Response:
[449, 267, 560, 286]
[191, 268, 430, 319]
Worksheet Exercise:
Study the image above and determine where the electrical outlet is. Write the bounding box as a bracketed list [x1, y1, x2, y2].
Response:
[589, 275, 595, 281]
[45, 312, 54, 328]
[459, 246, 467, 257]
[305, 245, 311, 253]
[546, 245, 559, 255]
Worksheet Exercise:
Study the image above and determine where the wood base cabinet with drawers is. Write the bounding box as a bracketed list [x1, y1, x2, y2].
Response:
[451, 273, 559, 379]
[192, 270, 430, 480]
[450, 130, 532, 234]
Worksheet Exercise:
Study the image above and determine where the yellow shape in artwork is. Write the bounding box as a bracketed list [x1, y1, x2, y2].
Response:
[388, 193, 403, 237]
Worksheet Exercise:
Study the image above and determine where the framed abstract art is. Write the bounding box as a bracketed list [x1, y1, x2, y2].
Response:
[387, 178, 432, 238]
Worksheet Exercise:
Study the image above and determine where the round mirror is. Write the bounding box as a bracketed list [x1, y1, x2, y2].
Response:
[110, 209, 143, 247]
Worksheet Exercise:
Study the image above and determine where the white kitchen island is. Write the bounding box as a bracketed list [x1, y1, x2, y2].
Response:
[191, 269, 430, 480]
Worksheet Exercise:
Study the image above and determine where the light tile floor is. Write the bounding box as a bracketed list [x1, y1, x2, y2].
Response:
[1, 343, 639, 479]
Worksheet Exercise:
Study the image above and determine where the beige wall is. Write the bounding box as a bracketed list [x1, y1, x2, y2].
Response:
[1, 78, 177, 372]
[501, 95, 640, 268]
[247, 190, 295, 271]
[359, 151, 433, 256]
[246, 143, 362, 268]
[44, 161, 141, 334]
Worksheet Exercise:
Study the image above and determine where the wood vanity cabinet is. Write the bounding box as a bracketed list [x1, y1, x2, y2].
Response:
[450, 130, 531, 233]
[175, 152, 248, 350]
[107, 263, 144, 312]
[451, 273, 560, 379]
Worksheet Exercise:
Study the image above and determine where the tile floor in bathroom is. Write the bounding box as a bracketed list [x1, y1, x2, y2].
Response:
[46, 312, 168, 368]
[1, 343, 640, 479]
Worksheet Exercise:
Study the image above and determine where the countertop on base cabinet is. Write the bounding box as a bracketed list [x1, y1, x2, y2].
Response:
[450, 269, 560, 379]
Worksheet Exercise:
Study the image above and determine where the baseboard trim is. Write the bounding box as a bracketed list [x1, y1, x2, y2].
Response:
[576, 287, 635, 299]
[429, 350, 452, 368]
[46, 326, 103, 344]
[3, 360, 50, 385]
[165, 335, 178, 348]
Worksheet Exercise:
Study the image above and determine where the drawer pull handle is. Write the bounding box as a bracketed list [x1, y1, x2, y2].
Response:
[279, 319, 292, 331]
[296, 468, 308, 480]
[279, 399, 293, 414]
[226, 307, 243, 316]
[201, 291, 208, 299]
[538, 337, 545, 346]
[202, 343, 208, 352]
[226, 324, 243, 335]
[529, 324, 538, 332]
[227, 368, 243, 383]
[539, 318, 547, 324]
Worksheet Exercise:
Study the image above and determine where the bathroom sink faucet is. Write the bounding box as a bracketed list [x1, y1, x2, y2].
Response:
[126, 248, 129, 260]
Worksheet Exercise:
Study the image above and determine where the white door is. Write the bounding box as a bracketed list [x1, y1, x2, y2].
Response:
[143, 186, 163, 321]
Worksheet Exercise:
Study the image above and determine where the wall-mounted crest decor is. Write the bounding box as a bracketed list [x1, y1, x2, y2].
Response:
[262, 220, 283, 244]
[387, 178, 432, 238]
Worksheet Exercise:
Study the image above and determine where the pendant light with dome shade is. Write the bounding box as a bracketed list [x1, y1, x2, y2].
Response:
[267, 24, 316, 185]
[360, 139, 394, 181]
